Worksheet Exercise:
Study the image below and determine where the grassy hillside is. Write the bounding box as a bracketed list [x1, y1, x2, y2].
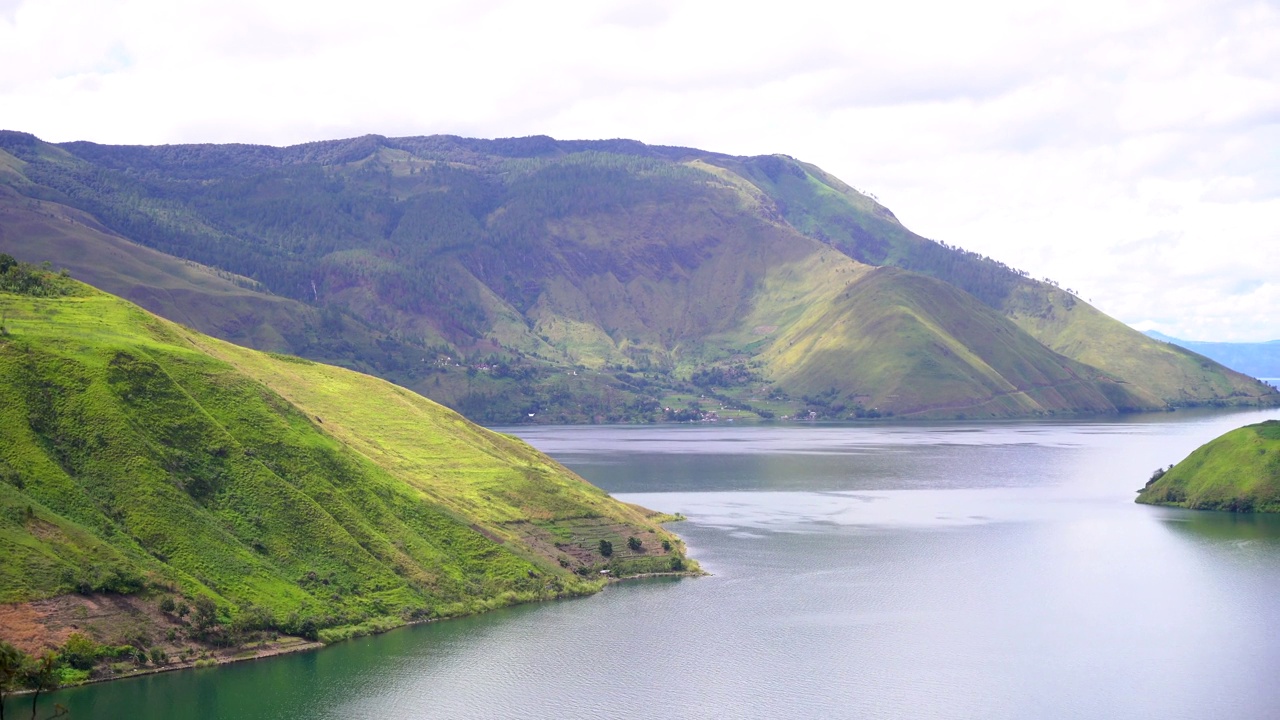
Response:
[1137, 420, 1280, 511]
[1001, 283, 1264, 405]
[0, 179, 457, 383]
[1, 131, 1273, 421]
[0, 262, 692, 667]
[720, 152, 1271, 407]
[757, 268, 1145, 418]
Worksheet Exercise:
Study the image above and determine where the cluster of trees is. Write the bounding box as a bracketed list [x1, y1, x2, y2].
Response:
[0, 256, 76, 299]
[690, 363, 756, 389]
[1, 628, 178, 719]
[0, 591, 328, 713]
[794, 388, 889, 420]
[1, 640, 67, 720]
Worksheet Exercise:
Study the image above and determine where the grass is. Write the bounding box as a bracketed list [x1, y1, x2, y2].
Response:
[1003, 283, 1266, 406]
[717, 152, 1277, 410]
[750, 265, 1150, 418]
[1137, 420, 1280, 511]
[0, 274, 696, 643]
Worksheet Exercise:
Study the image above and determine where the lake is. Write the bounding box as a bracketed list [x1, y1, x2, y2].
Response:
[25, 407, 1280, 719]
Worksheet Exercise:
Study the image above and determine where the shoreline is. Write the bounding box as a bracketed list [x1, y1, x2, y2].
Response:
[14, 569, 706, 698]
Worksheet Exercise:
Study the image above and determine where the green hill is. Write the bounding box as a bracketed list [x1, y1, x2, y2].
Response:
[0, 131, 1272, 421]
[721, 152, 1270, 406]
[758, 268, 1144, 417]
[1136, 420, 1280, 511]
[0, 260, 692, 673]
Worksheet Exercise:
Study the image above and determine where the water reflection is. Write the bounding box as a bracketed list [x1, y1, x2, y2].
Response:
[1156, 505, 1280, 543]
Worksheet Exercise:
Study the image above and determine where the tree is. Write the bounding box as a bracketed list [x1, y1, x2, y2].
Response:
[627, 536, 642, 552]
[192, 596, 219, 633]
[23, 651, 64, 720]
[0, 641, 28, 720]
[60, 632, 98, 670]
[598, 539, 613, 557]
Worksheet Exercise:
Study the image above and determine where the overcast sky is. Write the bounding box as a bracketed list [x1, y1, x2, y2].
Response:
[2, 0, 1276, 341]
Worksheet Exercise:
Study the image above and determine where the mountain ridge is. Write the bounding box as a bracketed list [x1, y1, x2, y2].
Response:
[1, 130, 1273, 422]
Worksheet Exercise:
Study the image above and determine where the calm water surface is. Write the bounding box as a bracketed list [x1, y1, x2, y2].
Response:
[28, 408, 1280, 719]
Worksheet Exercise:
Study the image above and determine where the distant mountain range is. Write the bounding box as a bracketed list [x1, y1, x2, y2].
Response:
[1, 130, 1274, 421]
[1145, 331, 1280, 379]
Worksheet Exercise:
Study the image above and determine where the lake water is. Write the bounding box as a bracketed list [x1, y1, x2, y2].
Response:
[24, 407, 1280, 719]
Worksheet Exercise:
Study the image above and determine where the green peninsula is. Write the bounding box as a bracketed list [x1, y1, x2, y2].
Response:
[0, 259, 693, 687]
[1137, 420, 1280, 511]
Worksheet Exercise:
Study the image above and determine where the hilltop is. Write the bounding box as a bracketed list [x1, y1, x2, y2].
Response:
[1137, 420, 1280, 511]
[0, 131, 1273, 421]
[0, 259, 693, 687]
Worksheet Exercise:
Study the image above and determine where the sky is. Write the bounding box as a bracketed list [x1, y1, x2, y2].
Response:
[1, 0, 1277, 341]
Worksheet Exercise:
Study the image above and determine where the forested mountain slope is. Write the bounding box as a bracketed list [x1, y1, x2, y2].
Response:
[0, 131, 1271, 421]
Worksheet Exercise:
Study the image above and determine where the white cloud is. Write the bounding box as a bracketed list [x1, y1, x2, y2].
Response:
[1, 0, 1277, 340]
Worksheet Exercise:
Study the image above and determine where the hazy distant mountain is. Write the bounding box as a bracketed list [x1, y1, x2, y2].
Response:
[1145, 331, 1280, 379]
[1, 130, 1273, 421]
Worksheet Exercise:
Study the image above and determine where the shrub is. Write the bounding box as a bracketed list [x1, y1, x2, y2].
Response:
[627, 536, 642, 551]
[57, 667, 91, 685]
[1146, 466, 1169, 487]
[192, 596, 219, 632]
[598, 539, 613, 557]
[61, 632, 100, 671]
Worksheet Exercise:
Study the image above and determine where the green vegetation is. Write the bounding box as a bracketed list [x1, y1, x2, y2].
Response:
[0, 131, 1273, 422]
[1137, 420, 1280, 511]
[0, 268, 697, 687]
[1, 641, 25, 718]
[720, 153, 1271, 409]
[757, 267, 1147, 418]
